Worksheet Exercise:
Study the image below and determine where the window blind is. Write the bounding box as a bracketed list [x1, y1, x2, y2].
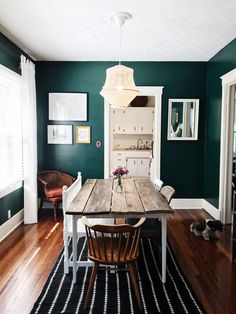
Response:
[0, 65, 23, 197]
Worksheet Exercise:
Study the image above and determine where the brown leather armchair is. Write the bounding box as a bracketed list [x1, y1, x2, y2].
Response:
[37, 170, 75, 221]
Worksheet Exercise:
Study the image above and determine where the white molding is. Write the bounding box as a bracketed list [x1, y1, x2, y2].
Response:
[104, 101, 110, 178]
[0, 25, 37, 61]
[170, 198, 221, 220]
[0, 209, 24, 242]
[170, 198, 203, 209]
[219, 68, 236, 224]
[221, 68, 236, 85]
[202, 199, 221, 220]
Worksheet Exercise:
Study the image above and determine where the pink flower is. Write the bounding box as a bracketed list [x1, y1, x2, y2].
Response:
[112, 166, 129, 177]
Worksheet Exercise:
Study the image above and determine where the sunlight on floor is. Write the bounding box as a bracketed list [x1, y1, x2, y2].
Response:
[45, 223, 60, 240]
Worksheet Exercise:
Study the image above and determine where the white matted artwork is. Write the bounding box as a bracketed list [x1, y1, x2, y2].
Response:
[49, 93, 87, 121]
[47, 125, 73, 144]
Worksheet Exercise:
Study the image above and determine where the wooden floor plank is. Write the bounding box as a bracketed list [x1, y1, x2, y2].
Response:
[0, 208, 236, 314]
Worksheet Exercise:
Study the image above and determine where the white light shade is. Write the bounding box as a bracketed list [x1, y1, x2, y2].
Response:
[100, 64, 139, 107]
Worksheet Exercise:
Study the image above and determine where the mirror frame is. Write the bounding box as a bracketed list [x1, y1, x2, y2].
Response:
[167, 98, 199, 141]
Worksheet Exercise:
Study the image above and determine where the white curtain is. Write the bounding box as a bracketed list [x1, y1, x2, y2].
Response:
[21, 55, 38, 224]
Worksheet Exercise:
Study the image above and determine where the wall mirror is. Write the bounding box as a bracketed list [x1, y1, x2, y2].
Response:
[167, 99, 199, 140]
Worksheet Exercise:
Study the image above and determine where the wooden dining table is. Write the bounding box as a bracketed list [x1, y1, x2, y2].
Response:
[66, 177, 174, 284]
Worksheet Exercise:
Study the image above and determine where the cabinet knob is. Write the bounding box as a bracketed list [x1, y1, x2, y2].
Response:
[134, 127, 136, 131]
[123, 129, 125, 132]
[141, 127, 143, 131]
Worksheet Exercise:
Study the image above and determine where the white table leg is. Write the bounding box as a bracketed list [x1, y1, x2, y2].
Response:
[161, 215, 167, 283]
[72, 215, 78, 284]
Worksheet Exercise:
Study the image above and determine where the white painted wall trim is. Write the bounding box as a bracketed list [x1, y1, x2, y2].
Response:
[219, 68, 236, 223]
[0, 209, 24, 242]
[202, 199, 221, 220]
[170, 198, 203, 209]
[170, 198, 220, 220]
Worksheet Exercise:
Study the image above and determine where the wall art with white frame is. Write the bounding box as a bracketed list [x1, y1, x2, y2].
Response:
[47, 125, 73, 144]
[48, 92, 87, 121]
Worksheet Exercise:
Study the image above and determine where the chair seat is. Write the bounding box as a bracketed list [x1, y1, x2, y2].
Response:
[47, 187, 63, 198]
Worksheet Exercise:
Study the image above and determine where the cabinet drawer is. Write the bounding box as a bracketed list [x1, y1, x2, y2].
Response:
[113, 152, 124, 159]
[112, 153, 126, 168]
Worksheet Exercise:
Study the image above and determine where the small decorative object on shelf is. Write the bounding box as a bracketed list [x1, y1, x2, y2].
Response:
[112, 166, 129, 193]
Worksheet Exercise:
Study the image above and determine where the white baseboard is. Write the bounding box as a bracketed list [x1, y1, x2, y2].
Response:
[201, 199, 221, 220]
[170, 198, 221, 220]
[0, 209, 24, 242]
[170, 198, 202, 209]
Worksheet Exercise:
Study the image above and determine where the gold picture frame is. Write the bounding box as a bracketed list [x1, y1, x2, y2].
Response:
[76, 126, 91, 144]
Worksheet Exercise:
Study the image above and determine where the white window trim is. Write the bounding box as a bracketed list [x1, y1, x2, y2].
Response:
[0, 64, 23, 198]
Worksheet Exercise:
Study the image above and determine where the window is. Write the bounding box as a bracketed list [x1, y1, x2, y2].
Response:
[0, 65, 23, 197]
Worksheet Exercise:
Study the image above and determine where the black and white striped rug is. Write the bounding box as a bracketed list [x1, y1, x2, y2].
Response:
[31, 237, 206, 314]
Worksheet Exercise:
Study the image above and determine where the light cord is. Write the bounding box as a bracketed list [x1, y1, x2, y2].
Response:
[119, 24, 122, 65]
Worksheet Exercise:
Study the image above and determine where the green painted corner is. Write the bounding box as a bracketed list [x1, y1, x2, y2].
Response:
[204, 38, 236, 208]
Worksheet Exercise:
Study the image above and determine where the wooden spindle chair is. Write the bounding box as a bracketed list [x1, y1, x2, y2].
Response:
[81, 216, 146, 310]
[160, 185, 175, 204]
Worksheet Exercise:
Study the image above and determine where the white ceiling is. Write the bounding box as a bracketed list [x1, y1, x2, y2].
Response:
[0, 0, 236, 61]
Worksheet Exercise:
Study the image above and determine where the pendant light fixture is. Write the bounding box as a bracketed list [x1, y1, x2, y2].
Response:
[100, 12, 139, 108]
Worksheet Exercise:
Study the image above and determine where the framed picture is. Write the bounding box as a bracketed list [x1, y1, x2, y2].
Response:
[48, 92, 87, 121]
[47, 125, 73, 144]
[76, 126, 91, 144]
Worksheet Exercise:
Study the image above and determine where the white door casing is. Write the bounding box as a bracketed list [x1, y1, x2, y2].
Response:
[219, 68, 236, 224]
[104, 86, 164, 181]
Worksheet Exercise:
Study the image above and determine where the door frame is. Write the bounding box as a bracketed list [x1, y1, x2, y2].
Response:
[104, 86, 164, 180]
[219, 68, 236, 223]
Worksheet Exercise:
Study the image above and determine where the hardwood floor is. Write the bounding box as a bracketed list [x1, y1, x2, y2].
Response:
[0, 209, 64, 314]
[0, 208, 236, 314]
[168, 209, 236, 314]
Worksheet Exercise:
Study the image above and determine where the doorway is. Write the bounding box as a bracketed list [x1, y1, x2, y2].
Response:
[104, 86, 164, 181]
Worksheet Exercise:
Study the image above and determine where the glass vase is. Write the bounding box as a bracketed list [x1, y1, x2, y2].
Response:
[116, 176, 123, 193]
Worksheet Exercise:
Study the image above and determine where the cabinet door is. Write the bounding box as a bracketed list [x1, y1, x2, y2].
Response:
[137, 158, 150, 177]
[110, 109, 124, 134]
[126, 158, 138, 176]
[138, 108, 154, 134]
[122, 108, 138, 133]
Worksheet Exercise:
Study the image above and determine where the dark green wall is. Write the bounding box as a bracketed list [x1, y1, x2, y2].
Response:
[36, 61, 207, 198]
[0, 33, 30, 226]
[205, 39, 236, 207]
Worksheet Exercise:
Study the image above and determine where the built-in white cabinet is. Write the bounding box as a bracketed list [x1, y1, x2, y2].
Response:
[110, 108, 154, 134]
[137, 108, 154, 134]
[126, 158, 150, 177]
[111, 150, 150, 177]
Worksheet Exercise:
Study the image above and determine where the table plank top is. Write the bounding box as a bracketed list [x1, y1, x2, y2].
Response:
[66, 178, 174, 217]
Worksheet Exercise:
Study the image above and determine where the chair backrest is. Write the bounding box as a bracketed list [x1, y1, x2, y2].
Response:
[82, 217, 146, 264]
[160, 185, 175, 204]
[62, 172, 83, 233]
[154, 178, 164, 191]
[38, 170, 74, 188]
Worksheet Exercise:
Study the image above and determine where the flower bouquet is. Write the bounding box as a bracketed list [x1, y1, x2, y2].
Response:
[112, 166, 129, 192]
